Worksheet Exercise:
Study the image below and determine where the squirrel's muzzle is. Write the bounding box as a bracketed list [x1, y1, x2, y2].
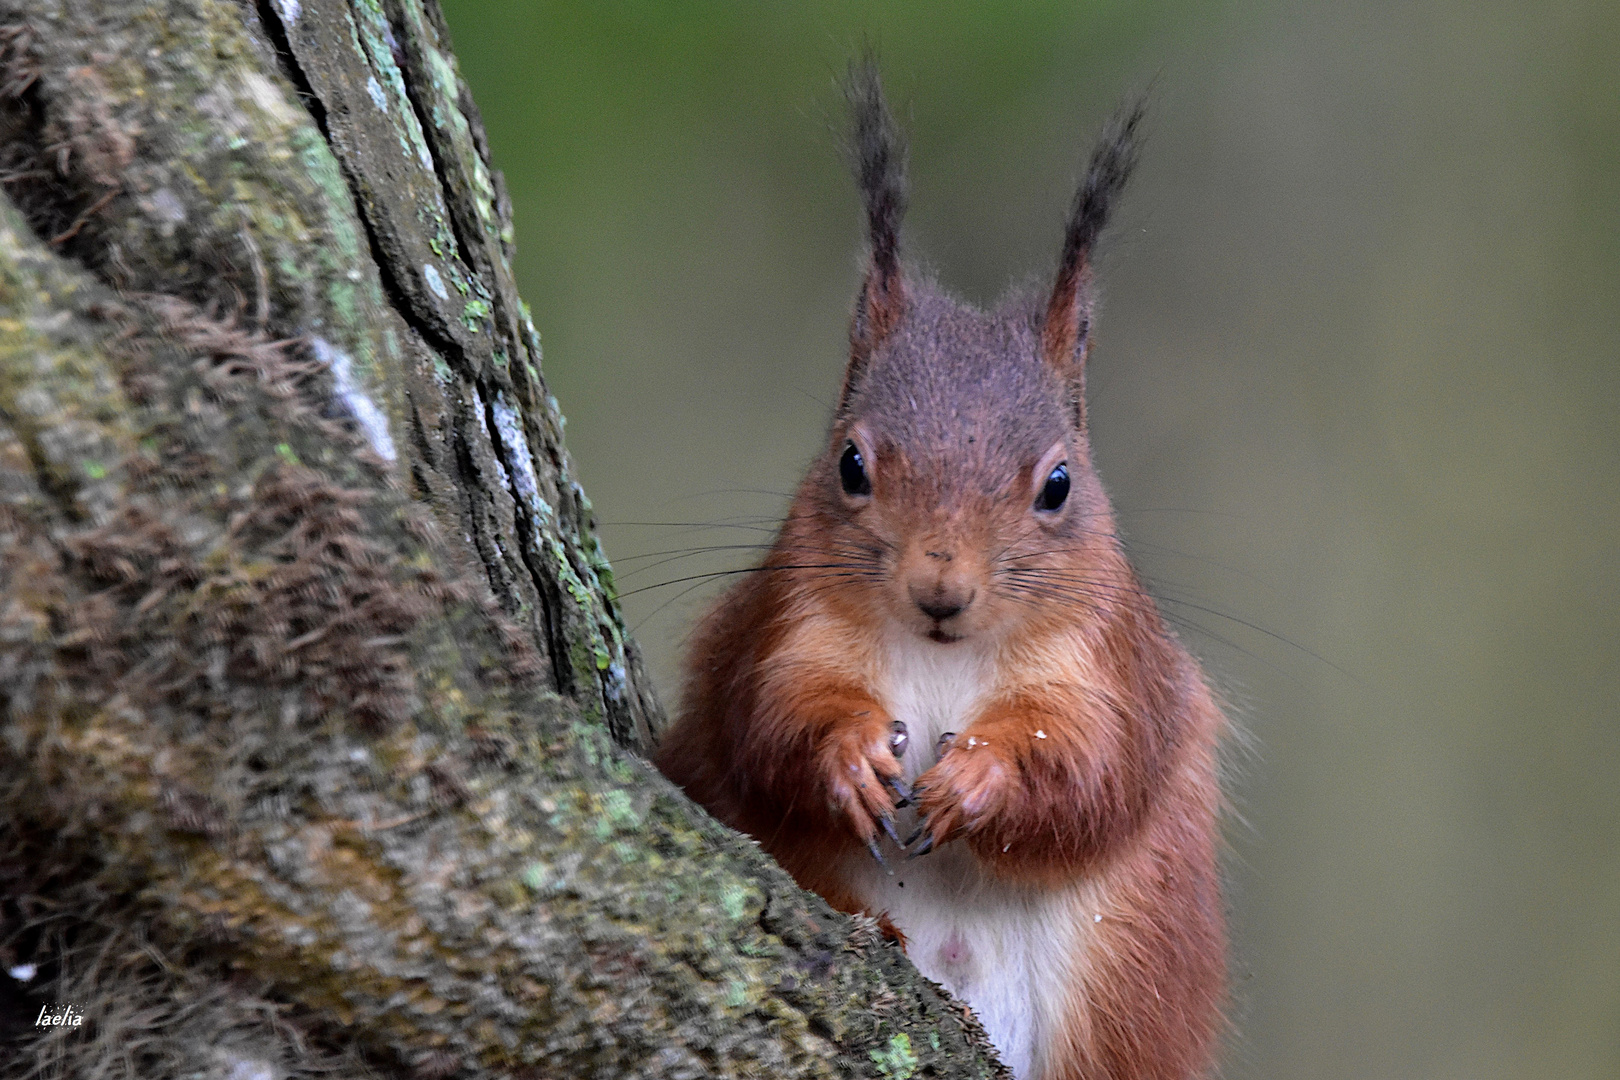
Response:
[896, 532, 989, 640]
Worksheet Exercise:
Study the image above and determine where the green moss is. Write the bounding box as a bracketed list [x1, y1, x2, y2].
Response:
[462, 298, 491, 330]
[599, 789, 640, 833]
[720, 882, 749, 921]
[292, 128, 363, 267]
[871, 1033, 919, 1078]
[328, 280, 358, 326]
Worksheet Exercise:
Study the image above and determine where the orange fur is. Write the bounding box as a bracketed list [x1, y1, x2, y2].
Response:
[658, 522, 1225, 1079]
[655, 71, 1222, 1080]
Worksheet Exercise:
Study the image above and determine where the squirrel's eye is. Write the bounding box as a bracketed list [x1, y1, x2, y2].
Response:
[1037, 462, 1069, 512]
[839, 441, 871, 497]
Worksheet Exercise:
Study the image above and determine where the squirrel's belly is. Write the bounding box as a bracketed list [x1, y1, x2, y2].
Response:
[843, 845, 1094, 1080]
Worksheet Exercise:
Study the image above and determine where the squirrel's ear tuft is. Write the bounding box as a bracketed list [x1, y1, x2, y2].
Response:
[1042, 98, 1145, 427]
[841, 56, 908, 411]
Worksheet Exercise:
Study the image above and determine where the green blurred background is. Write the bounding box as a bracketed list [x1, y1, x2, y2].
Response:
[436, 2, 1618, 1076]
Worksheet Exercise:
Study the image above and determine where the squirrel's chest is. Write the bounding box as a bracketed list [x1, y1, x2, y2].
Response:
[855, 638, 1090, 1080]
[871, 636, 992, 784]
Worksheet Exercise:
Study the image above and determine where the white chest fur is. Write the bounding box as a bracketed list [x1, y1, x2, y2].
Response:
[875, 633, 991, 787]
[845, 635, 1091, 1080]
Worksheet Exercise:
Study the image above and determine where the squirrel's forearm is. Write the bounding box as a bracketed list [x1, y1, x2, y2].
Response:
[745, 681, 903, 831]
[919, 686, 1175, 882]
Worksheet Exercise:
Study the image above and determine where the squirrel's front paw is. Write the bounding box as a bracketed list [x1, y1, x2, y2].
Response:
[817, 714, 911, 858]
[908, 732, 1015, 857]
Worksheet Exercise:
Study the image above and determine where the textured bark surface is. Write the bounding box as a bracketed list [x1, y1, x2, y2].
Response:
[0, 1, 1010, 1078]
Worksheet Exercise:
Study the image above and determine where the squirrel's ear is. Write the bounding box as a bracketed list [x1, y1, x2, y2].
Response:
[1041, 99, 1144, 427]
[841, 57, 907, 413]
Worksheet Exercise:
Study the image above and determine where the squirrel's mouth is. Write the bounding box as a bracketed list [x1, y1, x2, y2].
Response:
[926, 627, 963, 644]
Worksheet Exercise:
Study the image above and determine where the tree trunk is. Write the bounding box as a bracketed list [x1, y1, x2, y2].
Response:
[0, 1, 1008, 1077]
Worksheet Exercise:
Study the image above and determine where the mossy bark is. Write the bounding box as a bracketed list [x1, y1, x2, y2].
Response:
[0, 1, 1010, 1078]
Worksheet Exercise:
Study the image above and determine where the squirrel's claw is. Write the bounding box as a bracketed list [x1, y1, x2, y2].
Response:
[882, 774, 913, 807]
[907, 833, 936, 859]
[879, 814, 902, 846]
[867, 836, 888, 867]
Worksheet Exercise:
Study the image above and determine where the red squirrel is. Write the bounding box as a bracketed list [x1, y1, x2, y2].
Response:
[655, 64, 1226, 1080]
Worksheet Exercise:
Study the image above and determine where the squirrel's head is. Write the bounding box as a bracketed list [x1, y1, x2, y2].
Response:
[785, 62, 1145, 648]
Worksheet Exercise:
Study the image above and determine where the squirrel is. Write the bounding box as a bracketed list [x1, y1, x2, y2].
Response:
[655, 63, 1226, 1080]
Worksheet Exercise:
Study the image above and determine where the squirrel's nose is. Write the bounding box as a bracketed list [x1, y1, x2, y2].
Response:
[911, 584, 974, 622]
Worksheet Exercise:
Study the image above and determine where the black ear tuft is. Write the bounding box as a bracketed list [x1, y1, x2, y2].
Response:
[840, 56, 909, 413]
[1061, 98, 1145, 288]
[1042, 97, 1146, 418]
[844, 55, 908, 291]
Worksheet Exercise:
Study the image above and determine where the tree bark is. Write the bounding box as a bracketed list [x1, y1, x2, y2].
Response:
[0, 2, 1009, 1078]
